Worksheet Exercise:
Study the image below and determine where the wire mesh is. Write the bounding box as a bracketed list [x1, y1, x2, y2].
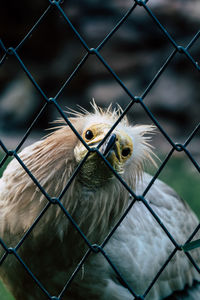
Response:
[0, 0, 199, 299]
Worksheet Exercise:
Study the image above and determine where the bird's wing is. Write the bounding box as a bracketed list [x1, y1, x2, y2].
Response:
[102, 173, 200, 300]
[136, 172, 199, 246]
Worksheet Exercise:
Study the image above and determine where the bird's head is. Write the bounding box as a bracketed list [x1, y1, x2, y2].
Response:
[75, 123, 133, 175]
[73, 102, 156, 188]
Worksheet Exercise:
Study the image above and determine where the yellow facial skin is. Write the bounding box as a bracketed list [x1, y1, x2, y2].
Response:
[74, 123, 133, 187]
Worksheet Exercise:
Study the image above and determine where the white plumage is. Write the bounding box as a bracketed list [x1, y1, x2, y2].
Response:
[0, 102, 199, 299]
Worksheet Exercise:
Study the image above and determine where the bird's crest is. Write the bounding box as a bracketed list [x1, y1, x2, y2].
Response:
[60, 99, 129, 126]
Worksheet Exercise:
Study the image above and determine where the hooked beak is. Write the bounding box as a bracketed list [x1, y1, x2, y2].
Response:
[103, 133, 120, 161]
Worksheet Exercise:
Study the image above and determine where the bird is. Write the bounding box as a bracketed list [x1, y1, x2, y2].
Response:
[0, 101, 199, 300]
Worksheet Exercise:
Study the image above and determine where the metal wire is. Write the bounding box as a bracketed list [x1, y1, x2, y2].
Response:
[0, 0, 199, 299]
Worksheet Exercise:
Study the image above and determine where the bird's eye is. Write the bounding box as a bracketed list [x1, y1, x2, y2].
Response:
[122, 147, 131, 157]
[85, 130, 94, 140]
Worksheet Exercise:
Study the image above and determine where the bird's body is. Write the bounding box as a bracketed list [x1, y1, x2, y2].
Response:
[0, 103, 199, 299]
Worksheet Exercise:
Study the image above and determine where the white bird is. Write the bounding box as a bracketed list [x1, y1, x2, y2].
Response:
[0, 102, 199, 300]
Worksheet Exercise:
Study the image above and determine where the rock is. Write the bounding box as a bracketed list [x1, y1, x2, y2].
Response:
[0, 76, 41, 131]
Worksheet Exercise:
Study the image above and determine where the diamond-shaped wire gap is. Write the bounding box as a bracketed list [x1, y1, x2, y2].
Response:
[143, 249, 178, 298]
[153, 148, 200, 218]
[100, 195, 138, 249]
[96, 247, 139, 298]
[59, 249, 92, 299]
[53, 52, 90, 103]
[49, 0, 90, 52]
[140, 28, 200, 102]
[147, 1, 200, 46]
[0, 243, 49, 299]
[0, 72, 49, 151]
[140, 61, 199, 141]
[140, 29, 200, 104]
[0, 4, 52, 120]
[96, 1, 138, 52]
[57, 0, 137, 50]
[14, 7, 88, 100]
[0, 32, 65, 141]
[136, 1, 180, 51]
[60, 245, 140, 299]
[98, 4, 178, 94]
[0, 46, 21, 96]
[48, 49, 139, 123]
[139, 2, 200, 71]
[1, 47, 49, 106]
[144, 246, 199, 299]
[1, 248, 52, 300]
[5, 149, 52, 202]
[60, 246, 139, 299]
[14, 5, 52, 53]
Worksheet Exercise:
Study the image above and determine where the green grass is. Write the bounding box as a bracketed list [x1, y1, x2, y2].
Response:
[0, 281, 14, 300]
[157, 155, 200, 217]
[0, 152, 199, 299]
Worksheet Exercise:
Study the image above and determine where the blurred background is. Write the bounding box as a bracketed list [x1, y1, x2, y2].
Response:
[0, 0, 199, 298]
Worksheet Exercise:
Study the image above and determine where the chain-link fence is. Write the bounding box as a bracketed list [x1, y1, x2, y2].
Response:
[0, 0, 200, 299]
